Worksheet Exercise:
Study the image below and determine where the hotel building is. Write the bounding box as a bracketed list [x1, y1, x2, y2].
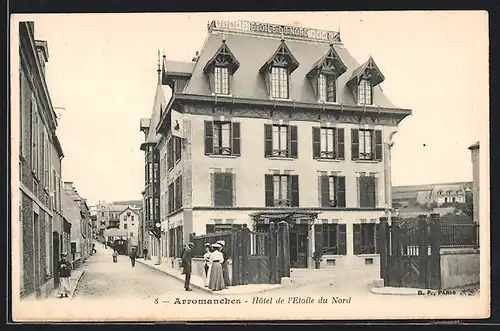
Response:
[140, 20, 411, 269]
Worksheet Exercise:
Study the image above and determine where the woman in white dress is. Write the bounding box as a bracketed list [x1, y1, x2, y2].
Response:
[203, 243, 211, 287]
[208, 243, 225, 291]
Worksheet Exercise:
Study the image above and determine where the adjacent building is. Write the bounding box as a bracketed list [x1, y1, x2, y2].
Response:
[19, 21, 65, 298]
[468, 141, 479, 224]
[392, 181, 473, 209]
[92, 200, 142, 238]
[141, 20, 412, 269]
[118, 207, 141, 247]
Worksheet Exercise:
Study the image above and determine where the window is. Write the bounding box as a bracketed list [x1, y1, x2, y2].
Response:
[131, 216, 134, 222]
[264, 124, 298, 158]
[124, 223, 128, 229]
[212, 173, 233, 207]
[351, 129, 382, 161]
[265, 174, 299, 207]
[312, 127, 344, 159]
[319, 175, 346, 207]
[204, 121, 240, 156]
[206, 224, 233, 234]
[168, 183, 175, 213]
[174, 137, 182, 163]
[270, 66, 289, 99]
[45, 216, 51, 276]
[318, 74, 336, 102]
[358, 175, 377, 208]
[358, 78, 372, 105]
[444, 197, 448, 203]
[174, 176, 183, 210]
[452, 197, 456, 202]
[214, 66, 229, 95]
[130, 232, 134, 237]
[31, 100, 38, 174]
[314, 224, 347, 255]
[353, 223, 377, 255]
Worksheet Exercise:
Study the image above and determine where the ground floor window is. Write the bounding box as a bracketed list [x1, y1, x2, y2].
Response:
[353, 223, 377, 255]
[168, 226, 184, 258]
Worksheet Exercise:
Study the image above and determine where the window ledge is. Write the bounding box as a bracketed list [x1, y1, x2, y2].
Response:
[321, 254, 347, 258]
[315, 158, 343, 163]
[271, 97, 292, 102]
[318, 101, 339, 105]
[356, 254, 379, 258]
[208, 154, 238, 159]
[267, 157, 296, 161]
[211, 93, 233, 98]
[353, 159, 380, 164]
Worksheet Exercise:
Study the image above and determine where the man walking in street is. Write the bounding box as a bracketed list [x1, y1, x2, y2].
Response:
[182, 242, 194, 291]
[129, 247, 137, 267]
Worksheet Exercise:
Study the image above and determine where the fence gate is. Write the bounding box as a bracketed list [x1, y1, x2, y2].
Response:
[379, 215, 441, 289]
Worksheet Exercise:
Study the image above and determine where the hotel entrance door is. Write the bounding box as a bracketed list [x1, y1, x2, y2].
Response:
[290, 224, 308, 268]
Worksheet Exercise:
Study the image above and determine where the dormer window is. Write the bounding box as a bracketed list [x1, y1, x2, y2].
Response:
[347, 57, 385, 106]
[203, 39, 240, 95]
[308, 44, 346, 103]
[260, 40, 299, 100]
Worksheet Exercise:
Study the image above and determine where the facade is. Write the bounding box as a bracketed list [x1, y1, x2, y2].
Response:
[118, 207, 141, 246]
[141, 20, 412, 269]
[393, 182, 472, 208]
[92, 200, 142, 239]
[19, 21, 65, 298]
[468, 141, 479, 224]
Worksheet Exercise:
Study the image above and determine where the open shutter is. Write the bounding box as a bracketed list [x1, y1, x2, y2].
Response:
[367, 176, 376, 208]
[320, 175, 330, 207]
[232, 122, 241, 156]
[265, 174, 274, 207]
[359, 176, 367, 207]
[290, 175, 299, 207]
[338, 224, 347, 255]
[264, 124, 273, 157]
[336, 128, 345, 160]
[353, 224, 361, 255]
[289, 125, 298, 158]
[351, 129, 359, 160]
[224, 173, 233, 206]
[213, 173, 223, 206]
[336, 176, 346, 207]
[204, 121, 214, 155]
[314, 224, 323, 256]
[374, 130, 383, 161]
[312, 127, 321, 158]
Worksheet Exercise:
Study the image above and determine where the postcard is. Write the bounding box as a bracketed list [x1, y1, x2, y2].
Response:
[10, 11, 490, 322]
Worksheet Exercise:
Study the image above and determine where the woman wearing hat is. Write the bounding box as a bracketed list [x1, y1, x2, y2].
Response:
[57, 252, 72, 298]
[217, 240, 231, 287]
[208, 243, 225, 291]
[203, 243, 212, 287]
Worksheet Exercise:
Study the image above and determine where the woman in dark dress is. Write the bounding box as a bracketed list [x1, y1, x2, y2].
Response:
[217, 240, 230, 287]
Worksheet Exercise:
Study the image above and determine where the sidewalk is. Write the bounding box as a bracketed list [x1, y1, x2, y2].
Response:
[136, 257, 284, 295]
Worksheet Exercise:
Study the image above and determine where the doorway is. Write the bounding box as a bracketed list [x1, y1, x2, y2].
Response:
[289, 224, 308, 268]
[53, 232, 60, 287]
[33, 212, 41, 297]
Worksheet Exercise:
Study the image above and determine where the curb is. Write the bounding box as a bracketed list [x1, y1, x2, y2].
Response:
[70, 271, 85, 299]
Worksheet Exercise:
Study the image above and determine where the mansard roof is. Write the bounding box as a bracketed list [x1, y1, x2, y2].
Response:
[308, 44, 347, 78]
[259, 39, 300, 74]
[179, 31, 398, 108]
[203, 40, 240, 74]
[347, 56, 385, 87]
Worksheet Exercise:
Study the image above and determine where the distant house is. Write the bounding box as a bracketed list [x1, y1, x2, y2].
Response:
[393, 181, 472, 208]
[119, 207, 141, 247]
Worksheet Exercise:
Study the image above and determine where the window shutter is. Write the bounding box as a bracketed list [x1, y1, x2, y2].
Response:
[232, 122, 241, 156]
[338, 224, 347, 255]
[359, 176, 367, 207]
[320, 175, 330, 207]
[375, 223, 380, 254]
[213, 173, 223, 206]
[265, 174, 274, 207]
[336, 128, 345, 159]
[224, 173, 233, 206]
[336, 176, 346, 207]
[204, 121, 214, 155]
[314, 224, 323, 255]
[264, 124, 273, 157]
[289, 125, 298, 158]
[312, 127, 321, 158]
[374, 130, 383, 161]
[353, 224, 361, 255]
[206, 224, 215, 234]
[367, 176, 376, 208]
[290, 175, 299, 207]
[351, 129, 359, 160]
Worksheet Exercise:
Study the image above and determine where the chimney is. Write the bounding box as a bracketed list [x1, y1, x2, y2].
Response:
[35, 40, 49, 77]
[191, 51, 200, 62]
[63, 181, 74, 190]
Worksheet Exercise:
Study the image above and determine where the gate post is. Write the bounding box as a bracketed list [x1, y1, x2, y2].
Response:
[269, 222, 278, 284]
[429, 213, 442, 289]
[378, 217, 389, 283]
[417, 214, 428, 288]
[278, 221, 290, 279]
[241, 225, 250, 285]
[391, 216, 402, 287]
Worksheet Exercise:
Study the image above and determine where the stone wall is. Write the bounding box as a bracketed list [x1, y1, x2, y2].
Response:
[440, 248, 480, 289]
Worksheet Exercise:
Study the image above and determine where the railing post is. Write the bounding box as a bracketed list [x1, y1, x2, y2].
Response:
[268, 222, 277, 283]
[429, 213, 442, 289]
[417, 214, 428, 288]
[378, 217, 389, 282]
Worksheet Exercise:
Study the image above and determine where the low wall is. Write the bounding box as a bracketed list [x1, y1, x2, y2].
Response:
[319, 254, 380, 268]
[440, 248, 480, 289]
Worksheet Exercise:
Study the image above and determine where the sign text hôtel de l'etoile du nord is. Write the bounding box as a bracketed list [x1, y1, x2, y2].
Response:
[208, 20, 342, 44]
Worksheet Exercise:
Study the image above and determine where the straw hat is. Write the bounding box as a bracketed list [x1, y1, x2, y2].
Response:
[217, 240, 225, 246]
[212, 243, 221, 248]
[204, 243, 211, 247]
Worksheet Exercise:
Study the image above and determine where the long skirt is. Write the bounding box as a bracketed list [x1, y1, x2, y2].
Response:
[58, 277, 71, 295]
[222, 262, 230, 287]
[203, 263, 210, 287]
[208, 262, 225, 291]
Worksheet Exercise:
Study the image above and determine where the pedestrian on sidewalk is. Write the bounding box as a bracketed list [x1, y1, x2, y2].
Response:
[181, 242, 194, 291]
[92, 244, 97, 254]
[203, 243, 212, 287]
[208, 243, 225, 291]
[217, 240, 231, 287]
[143, 247, 148, 260]
[112, 249, 118, 263]
[129, 247, 137, 267]
[57, 252, 72, 298]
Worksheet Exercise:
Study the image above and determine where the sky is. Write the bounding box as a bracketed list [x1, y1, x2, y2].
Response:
[14, 11, 489, 205]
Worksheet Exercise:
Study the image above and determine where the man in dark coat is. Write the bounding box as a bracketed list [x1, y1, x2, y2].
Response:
[182, 242, 194, 291]
[129, 247, 137, 267]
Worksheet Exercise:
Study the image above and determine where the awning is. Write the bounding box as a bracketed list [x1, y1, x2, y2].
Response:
[103, 228, 128, 237]
[249, 210, 321, 223]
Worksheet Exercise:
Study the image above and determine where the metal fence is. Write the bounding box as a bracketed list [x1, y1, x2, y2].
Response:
[440, 223, 479, 248]
[191, 231, 232, 258]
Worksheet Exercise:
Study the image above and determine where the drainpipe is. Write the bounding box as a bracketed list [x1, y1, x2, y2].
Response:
[384, 131, 398, 222]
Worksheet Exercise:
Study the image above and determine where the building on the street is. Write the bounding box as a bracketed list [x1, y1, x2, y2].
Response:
[19, 21, 66, 299]
[91, 200, 142, 234]
[118, 207, 141, 247]
[468, 141, 479, 224]
[392, 181, 472, 208]
[141, 20, 413, 269]
[63, 182, 93, 261]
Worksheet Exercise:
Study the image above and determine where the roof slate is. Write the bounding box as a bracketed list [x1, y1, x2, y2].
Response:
[165, 60, 195, 75]
[182, 33, 398, 108]
[143, 84, 170, 145]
